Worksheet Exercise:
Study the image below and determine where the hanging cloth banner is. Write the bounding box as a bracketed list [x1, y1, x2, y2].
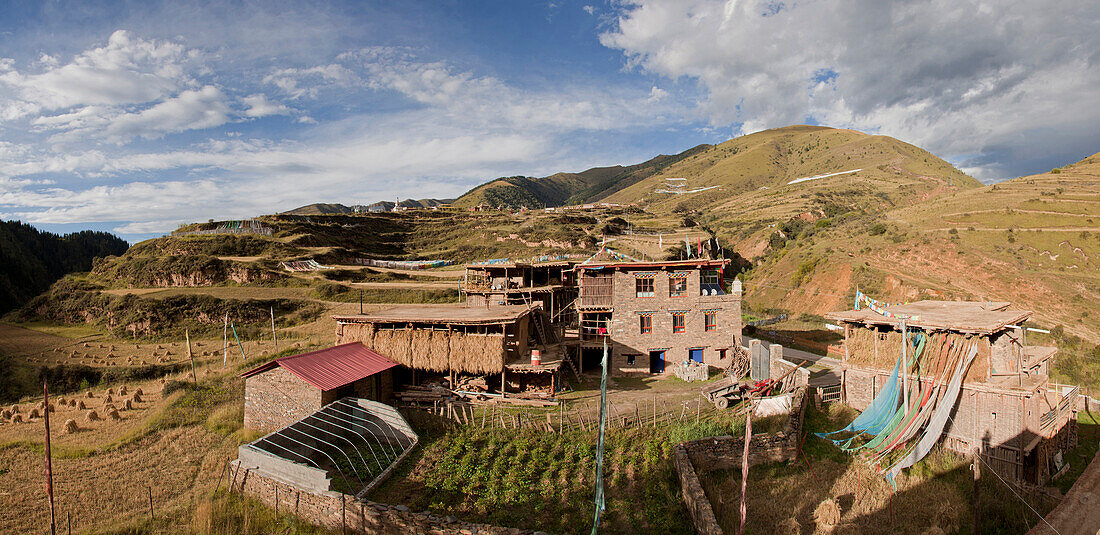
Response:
[883, 344, 978, 487]
[591, 339, 609, 534]
[856, 290, 922, 321]
[817, 353, 903, 441]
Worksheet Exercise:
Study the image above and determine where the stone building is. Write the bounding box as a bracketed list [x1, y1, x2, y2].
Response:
[241, 342, 398, 433]
[575, 258, 742, 376]
[827, 300, 1078, 485]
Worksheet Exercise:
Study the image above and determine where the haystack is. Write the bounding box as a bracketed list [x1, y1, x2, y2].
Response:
[409, 329, 436, 371]
[103, 394, 113, 404]
[77, 400, 86, 410]
[86, 410, 100, 421]
[106, 408, 120, 421]
[118, 386, 128, 396]
[450, 333, 506, 374]
[9, 404, 17, 413]
[29, 407, 41, 419]
[103, 404, 116, 413]
[776, 517, 801, 535]
[63, 419, 78, 434]
[131, 392, 143, 403]
[11, 414, 23, 423]
[121, 399, 133, 411]
[106, 388, 114, 395]
[134, 388, 144, 396]
[1, 409, 10, 419]
[56, 396, 67, 405]
[814, 499, 841, 532]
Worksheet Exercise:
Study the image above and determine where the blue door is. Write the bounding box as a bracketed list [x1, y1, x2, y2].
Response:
[649, 350, 665, 373]
[690, 348, 704, 364]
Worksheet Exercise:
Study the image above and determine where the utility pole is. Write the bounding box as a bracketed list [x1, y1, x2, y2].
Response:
[43, 380, 56, 535]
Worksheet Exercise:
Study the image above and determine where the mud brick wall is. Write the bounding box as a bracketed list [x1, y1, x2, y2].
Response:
[674, 387, 808, 534]
[244, 367, 322, 433]
[231, 461, 549, 535]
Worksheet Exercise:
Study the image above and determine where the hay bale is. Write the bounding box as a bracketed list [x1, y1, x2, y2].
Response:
[28, 407, 40, 419]
[106, 388, 114, 395]
[814, 498, 841, 531]
[776, 517, 801, 535]
[131, 392, 143, 403]
[164, 350, 172, 356]
[83, 342, 90, 348]
[77, 400, 86, 410]
[103, 394, 113, 404]
[106, 408, 120, 421]
[118, 386, 128, 396]
[1, 409, 10, 419]
[134, 388, 144, 396]
[103, 404, 116, 413]
[56, 396, 66, 405]
[11, 414, 23, 423]
[86, 410, 100, 421]
[64, 419, 78, 434]
[9, 404, 18, 413]
[121, 399, 133, 411]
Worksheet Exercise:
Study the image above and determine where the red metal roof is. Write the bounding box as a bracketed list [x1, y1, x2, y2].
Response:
[240, 342, 398, 391]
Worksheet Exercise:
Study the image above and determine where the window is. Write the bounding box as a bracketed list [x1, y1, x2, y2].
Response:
[705, 311, 717, 332]
[669, 276, 688, 297]
[639, 314, 652, 334]
[718, 348, 727, 360]
[672, 312, 685, 333]
[635, 277, 655, 298]
[626, 354, 637, 365]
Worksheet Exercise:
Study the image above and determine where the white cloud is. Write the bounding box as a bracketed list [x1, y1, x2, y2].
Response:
[601, 0, 1100, 178]
[262, 64, 356, 99]
[242, 93, 291, 118]
[0, 30, 195, 121]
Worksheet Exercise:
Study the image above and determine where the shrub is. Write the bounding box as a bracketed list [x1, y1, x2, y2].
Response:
[868, 223, 887, 235]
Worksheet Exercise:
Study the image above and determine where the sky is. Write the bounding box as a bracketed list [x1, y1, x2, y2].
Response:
[0, 0, 1097, 243]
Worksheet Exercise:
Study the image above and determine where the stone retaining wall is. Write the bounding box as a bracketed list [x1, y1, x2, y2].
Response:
[674, 387, 809, 535]
[231, 460, 546, 535]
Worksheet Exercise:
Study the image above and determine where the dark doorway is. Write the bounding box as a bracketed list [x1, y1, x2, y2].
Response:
[582, 347, 604, 371]
[690, 348, 704, 364]
[649, 350, 666, 373]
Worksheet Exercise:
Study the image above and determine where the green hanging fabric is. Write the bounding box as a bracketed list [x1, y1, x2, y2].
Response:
[591, 339, 609, 534]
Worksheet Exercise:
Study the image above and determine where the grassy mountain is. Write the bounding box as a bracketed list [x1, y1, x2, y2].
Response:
[0, 221, 129, 314]
[452, 145, 711, 209]
[284, 198, 455, 215]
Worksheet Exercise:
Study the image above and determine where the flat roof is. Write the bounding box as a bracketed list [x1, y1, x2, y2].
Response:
[577, 258, 731, 271]
[464, 261, 576, 269]
[826, 300, 1031, 334]
[335, 304, 533, 325]
[240, 342, 398, 390]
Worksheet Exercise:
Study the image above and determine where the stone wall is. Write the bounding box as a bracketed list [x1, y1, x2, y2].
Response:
[231, 461, 547, 535]
[674, 387, 808, 535]
[244, 367, 323, 433]
[584, 269, 741, 376]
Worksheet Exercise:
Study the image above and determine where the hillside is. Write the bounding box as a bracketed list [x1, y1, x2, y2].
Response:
[284, 198, 455, 215]
[0, 221, 129, 314]
[452, 145, 710, 208]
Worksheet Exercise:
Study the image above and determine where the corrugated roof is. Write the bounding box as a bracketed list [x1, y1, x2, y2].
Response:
[335, 304, 532, 325]
[240, 342, 398, 391]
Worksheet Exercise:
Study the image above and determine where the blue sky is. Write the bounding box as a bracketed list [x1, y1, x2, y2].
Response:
[0, 0, 1097, 242]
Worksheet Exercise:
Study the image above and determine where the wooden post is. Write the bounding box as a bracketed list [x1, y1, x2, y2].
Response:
[147, 485, 153, 520]
[43, 380, 56, 535]
[341, 494, 347, 535]
[972, 448, 980, 534]
[67, 512, 71, 535]
[222, 313, 229, 368]
[737, 410, 752, 535]
[270, 306, 278, 351]
[274, 480, 278, 516]
[559, 401, 564, 434]
[501, 369, 506, 398]
[186, 330, 197, 384]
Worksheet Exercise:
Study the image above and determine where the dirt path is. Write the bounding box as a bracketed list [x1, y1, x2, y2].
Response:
[1028, 450, 1100, 534]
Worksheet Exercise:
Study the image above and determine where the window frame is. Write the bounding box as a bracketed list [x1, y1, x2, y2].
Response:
[704, 310, 717, 332]
[669, 276, 688, 297]
[671, 312, 685, 334]
[639, 314, 652, 334]
[635, 277, 655, 298]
